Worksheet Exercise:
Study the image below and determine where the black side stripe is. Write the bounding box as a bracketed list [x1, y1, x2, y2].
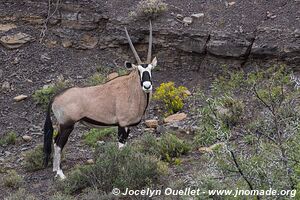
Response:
[81, 117, 118, 126]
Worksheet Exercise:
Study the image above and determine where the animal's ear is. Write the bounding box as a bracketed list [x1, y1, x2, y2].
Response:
[125, 61, 137, 69]
[151, 57, 157, 69]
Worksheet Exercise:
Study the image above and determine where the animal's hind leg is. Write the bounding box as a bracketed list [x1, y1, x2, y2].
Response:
[118, 126, 130, 149]
[53, 123, 74, 179]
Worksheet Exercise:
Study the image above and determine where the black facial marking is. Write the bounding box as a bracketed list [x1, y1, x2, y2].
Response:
[142, 71, 151, 83]
[141, 64, 148, 68]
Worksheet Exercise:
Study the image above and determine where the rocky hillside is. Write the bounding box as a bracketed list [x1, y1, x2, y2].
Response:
[0, 0, 299, 199]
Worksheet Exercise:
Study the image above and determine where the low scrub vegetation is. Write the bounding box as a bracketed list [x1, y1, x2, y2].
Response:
[59, 143, 166, 194]
[87, 73, 107, 86]
[0, 131, 17, 146]
[3, 170, 23, 188]
[136, 133, 190, 163]
[193, 65, 299, 199]
[24, 145, 45, 172]
[83, 127, 117, 147]
[135, 0, 168, 18]
[33, 79, 69, 107]
[5, 188, 36, 200]
[153, 82, 188, 115]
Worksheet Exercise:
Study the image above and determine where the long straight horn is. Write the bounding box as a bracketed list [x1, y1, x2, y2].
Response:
[125, 27, 142, 64]
[147, 20, 152, 63]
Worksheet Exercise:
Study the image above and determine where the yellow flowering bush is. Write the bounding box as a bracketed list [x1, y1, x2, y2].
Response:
[153, 82, 188, 115]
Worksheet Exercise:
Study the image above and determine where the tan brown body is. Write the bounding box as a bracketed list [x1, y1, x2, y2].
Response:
[52, 70, 149, 127]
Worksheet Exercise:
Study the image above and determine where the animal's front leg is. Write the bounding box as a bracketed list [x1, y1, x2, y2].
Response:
[118, 126, 130, 149]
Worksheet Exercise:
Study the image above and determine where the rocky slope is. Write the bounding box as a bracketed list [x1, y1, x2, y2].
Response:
[0, 0, 299, 199]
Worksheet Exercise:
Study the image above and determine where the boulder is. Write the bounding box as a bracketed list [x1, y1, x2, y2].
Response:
[199, 142, 225, 153]
[207, 32, 253, 58]
[0, 32, 33, 49]
[164, 113, 187, 123]
[145, 119, 159, 128]
[86, 159, 94, 164]
[78, 34, 98, 49]
[14, 95, 28, 102]
[62, 39, 72, 48]
[191, 13, 204, 18]
[183, 17, 193, 25]
[0, 23, 16, 32]
[22, 135, 32, 142]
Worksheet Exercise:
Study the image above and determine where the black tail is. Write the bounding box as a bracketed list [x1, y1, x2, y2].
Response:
[43, 102, 53, 168]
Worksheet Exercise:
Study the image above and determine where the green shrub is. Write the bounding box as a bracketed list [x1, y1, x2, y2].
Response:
[136, 0, 168, 18]
[193, 65, 300, 196]
[60, 143, 165, 194]
[5, 188, 36, 200]
[136, 133, 190, 163]
[3, 170, 23, 188]
[0, 131, 17, 146]
[217, 96, 245, 127]
[49, 193, 74, 200]
[24, 145, 45, 171]
[33, 80, 69, 107]
[117, 68, 128, 76]
[158, 133, 190, 162]
[87, 73, 107, 86]
[153, 82, 188, 115]
[84, 127, 117, 147]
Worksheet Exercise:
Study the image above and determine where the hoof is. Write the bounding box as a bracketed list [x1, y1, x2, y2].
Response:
[54, 169, 66, 180]
[118, 142, 126, 149]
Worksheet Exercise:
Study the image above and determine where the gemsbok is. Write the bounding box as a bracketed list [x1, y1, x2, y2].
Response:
[43, 21, 157, 179]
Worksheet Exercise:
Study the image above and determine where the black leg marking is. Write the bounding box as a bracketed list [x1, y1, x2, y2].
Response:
[118, 126, 130, 144]
[55, 124, 74, 150]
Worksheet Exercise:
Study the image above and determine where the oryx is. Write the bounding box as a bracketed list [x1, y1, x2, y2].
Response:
[43, 21, 157, 179]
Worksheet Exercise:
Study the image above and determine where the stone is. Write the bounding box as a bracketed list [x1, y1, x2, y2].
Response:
[14, 95, 28, 102]
[207, 32, 253, 58]
[191, 13, 204, 18]
[176, 14, 184, 20]
[107, 72, 119, 81]
[62, 39, 72, 48]
[144, 128, 156, 132]
[199, 142, 225, 153]
[41, 54, 51, 62]
[97, 141, 105, 145]
[22, 135, 32, 142]
[0, 32, 33, 49]
[2, 81, 10, 90]
[145, 119, 159, 128]
[86, 159, 94, 164]
[184, 90, 192, 96]
[228, 2, 236, 6]
[0, 23, 16, 32]
[177, 33, 209, 54]
[293, 29, 300, 38]
[183, 17, 193, 25]
[21, 16, 44, 25]
[164, 113, 187, 123]
[198, 147, 213, 153]
[266, 11, 276, 19]
[12, 57, 19, 64]
[78, 34, 98, 49]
